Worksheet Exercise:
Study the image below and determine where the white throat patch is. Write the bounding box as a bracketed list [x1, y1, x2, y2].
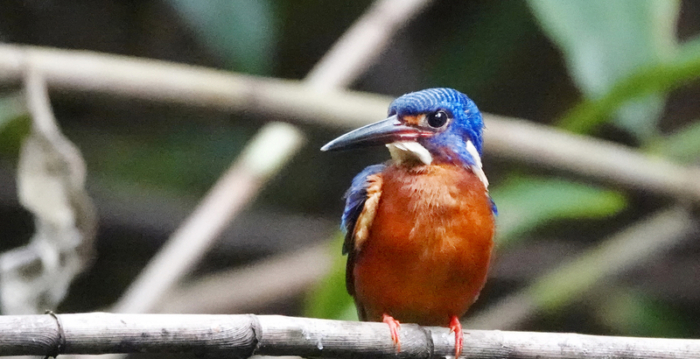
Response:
[387, 141, 433, 165]
[466, 140, 489, 188]
[386, 140, 489, 188]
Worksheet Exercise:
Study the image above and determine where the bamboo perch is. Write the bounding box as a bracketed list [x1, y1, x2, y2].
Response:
[0, 313, 699, 358]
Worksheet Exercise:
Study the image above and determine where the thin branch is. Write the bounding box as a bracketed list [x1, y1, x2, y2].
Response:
[305, 0, 434, 89]
[466, 206, 697, 329]
[484, 116, 700, 201]
[1, 45, 699, 202]
[158, 243, 332, 314]
[112, 123, 305, 314]
[0, 45, 388, 128]
[1, 313, 699, 358]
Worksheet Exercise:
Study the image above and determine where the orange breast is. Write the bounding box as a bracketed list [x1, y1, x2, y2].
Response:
[353, 163, 495, 326]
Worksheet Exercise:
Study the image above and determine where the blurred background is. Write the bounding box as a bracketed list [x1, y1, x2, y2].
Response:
[1, 0, 700, 346]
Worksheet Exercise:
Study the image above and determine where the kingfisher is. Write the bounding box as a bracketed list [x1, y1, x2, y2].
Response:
[321, 88, 495, 358]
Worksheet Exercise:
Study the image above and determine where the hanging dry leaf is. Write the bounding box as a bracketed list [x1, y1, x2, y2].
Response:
[0, 68, 96, 314]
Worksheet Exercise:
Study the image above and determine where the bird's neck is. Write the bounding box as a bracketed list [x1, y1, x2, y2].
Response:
[385, 141, 489, 190]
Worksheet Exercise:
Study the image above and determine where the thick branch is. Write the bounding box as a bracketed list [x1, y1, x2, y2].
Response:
[0, 45, 388, 128]
[0, 313, 698, 359]
[484, 116, 700, 201]
[1, 45, 699, 201]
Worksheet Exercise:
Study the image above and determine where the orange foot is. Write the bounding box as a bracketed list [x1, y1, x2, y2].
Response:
[449, 316, 463, 358]
[382, 313, 401, 352]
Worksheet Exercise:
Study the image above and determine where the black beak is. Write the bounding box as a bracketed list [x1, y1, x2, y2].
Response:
[321, 115, 427, 151]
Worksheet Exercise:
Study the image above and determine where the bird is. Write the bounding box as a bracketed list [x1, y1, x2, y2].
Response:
[321, 88, 496, 358]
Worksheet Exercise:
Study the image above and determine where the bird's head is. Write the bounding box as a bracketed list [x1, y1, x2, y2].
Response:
[322, 88, 485, 170]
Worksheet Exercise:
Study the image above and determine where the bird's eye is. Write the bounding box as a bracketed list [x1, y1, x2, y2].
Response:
[426, 111, 448, 128]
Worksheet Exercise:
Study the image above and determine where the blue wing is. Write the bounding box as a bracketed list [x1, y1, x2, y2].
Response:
[341, 163, 386, 255]
[341, 163, 385, 300]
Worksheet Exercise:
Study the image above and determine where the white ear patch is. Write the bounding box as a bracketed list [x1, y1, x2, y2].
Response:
[466, 140, 489, 188]
[387, 141, 433, 165]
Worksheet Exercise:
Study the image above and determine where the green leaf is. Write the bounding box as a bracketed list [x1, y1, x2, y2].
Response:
[0, 93, 26, 131]
[0, 93, 30, 158]
[528, 0, 679, 139]
[492, 176, 626, 247]
[558, 38, 700, 135]
[428, 1, 536, 96]
[304, 233, 357, 320]
[167, 0, 277, 74]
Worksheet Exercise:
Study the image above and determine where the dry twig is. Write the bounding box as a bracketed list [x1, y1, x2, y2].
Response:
[112, 123, 304, 314]
[305, 0, 434, 89]
[159, 243, 332, 314]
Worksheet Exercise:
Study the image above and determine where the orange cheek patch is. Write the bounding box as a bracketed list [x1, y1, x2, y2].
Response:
[401, 114, 425, 126]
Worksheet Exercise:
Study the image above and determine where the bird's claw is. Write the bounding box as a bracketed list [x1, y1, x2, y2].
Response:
[382, 314, 401, 352]
[449, 316, 463, 358]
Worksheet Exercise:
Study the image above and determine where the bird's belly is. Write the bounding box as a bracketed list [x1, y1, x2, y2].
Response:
[353, 164, 494, 326]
